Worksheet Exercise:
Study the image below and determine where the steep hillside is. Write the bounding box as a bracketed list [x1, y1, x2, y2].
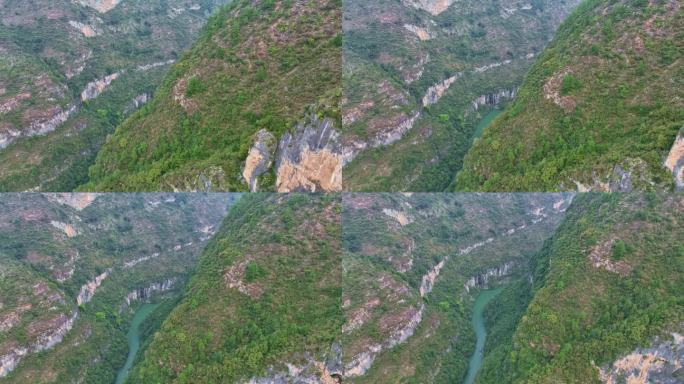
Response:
[457, 0, 683, 192]
[485, 193, 684, 383]
[0, 193, 234, 383]
[128, 194, 343, 383]
[341, 0, 581, 191]
[82, 0, 343, 192]
[341, 193, 572, 382]
[0, 0, 231, 192]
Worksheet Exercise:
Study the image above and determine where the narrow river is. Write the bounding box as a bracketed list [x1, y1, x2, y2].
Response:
[464, 288, 503, 384]
[471, 109, 503, 143]
[115, 303, 160, 384]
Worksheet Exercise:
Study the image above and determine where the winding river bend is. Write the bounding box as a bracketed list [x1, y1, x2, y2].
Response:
[464, 288, 503, 384]
[115, 303, 160, 384]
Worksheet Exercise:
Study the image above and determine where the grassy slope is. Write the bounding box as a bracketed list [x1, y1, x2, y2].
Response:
[82, 0, 342, 192]
[128, 193, 342, 383]
[457, 0, 683, 191]
[487, 193, 683, 383]
[0, 0, 229, 192]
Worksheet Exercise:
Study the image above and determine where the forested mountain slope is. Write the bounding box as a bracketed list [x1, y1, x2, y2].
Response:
[83, 0, 343, 192]
[0, 193, 234, 383]
[483, 193, 684, 383]
[341, 193, 573, 382]
[0, 0, 231, 192]
[457, 0, 683, 192]
[341, 0, 581, 191]
[128, 194, 343, 383]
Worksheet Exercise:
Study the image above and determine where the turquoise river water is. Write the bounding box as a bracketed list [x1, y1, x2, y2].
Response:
[471, 109, 503, 143]
[115, 303, 160, 384]
[464, 288, 503, 384]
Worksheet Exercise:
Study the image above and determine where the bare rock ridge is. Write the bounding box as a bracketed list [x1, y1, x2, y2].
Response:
[244, 115, 343, 192]
[0, 311, 78, 377]
[598, 330, 684, 384]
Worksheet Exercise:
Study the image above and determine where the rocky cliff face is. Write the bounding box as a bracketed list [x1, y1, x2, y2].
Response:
[275, 116, 343, 192]
[463, 261, 517, 292]
[599, 331, 684, 384]
[121, 278, 178, 311]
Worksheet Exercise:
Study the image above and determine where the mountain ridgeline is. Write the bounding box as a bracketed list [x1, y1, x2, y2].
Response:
[127, 193, 343, 383]
[82, 0, 343, 193]
[456, 0, 683, 192]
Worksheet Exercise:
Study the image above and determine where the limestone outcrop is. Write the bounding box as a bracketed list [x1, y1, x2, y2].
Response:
[275, 115, 342, 192]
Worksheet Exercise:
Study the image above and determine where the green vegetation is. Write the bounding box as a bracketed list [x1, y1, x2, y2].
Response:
[342, 193, 569, 383]
[128, 194, 343, 382]
[476, 193, 683, 383]
[82, 0, 342, 191]
[457, 0, 683, 191]
[0, 0, 231, 191]
[0, 193, 233, 383]
[342, 0, 580, 191]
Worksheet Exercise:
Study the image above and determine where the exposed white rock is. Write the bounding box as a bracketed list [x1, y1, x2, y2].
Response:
[345, 305, 424, 377]
[382, 208, 413, 226]
[68, 20, 99, 37]
[405, 0, 457, 15]
[77, 270, 110, 306]
[1, 104, 78, 149]
[423, 73, 462, 106]
[50, 221, 78, 237]
[137, 60, 176, 72]
[243, 129, 276, 192]
[403, 24, 435, 40]
[0, 311, 78, 378]
[463, 262, 516, 293]
[46, 193, 99, 210]
[466, 88, 518, 116]
[121, 278, 177, 311]
[598, 331, 683, 384]
[81, 72, 121, 101]
[75, 0, 122, 13]
[342, 111, 422, 165]
[501, 3, 533, 18]
[123, 253, 160, 268]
